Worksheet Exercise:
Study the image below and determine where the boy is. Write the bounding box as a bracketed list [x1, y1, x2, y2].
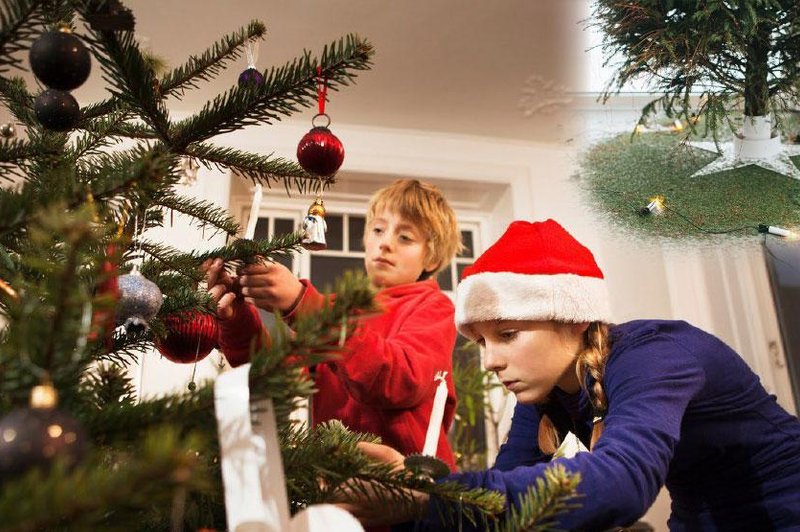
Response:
[208, 179, 462, 469]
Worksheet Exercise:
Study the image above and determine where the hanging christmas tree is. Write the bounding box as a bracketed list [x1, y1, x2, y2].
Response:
[593, 0, 800, 178]
[0, 1, 579, 529]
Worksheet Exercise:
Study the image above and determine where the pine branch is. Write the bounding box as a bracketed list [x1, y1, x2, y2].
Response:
[185, 141, 331, 194]
[159, 20, 267, 99]
[2, 205, 96, 370]
[0, 144, 175, 236]
[136, 232, 304, 291]
[137, 239, 208, 282]
[171, 34, 374, 147]
[192, 230, 304, 267]
[0, 0, 47, 74]
[0, 76, 36, 124]
[0, 138, 35, 181]
[68, 111, 138, 159]
[0, 427, 208, 532]
[78, 96, 124, 122]
[283, 420, 505, 526]
[79, 363, 137, 409]
[154, 283, 215, 317]
[0, 185, 34, 238]
[92, 333, 151, 368]
[153, 191, 240, 237]
[79, 145, 177, 220]
[499, 464, 582, 532]
[77, 7, 171, 141]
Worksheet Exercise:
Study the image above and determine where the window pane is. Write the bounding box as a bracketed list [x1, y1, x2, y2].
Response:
[253, 217, 270, 240]
[459, 230, 474, 258]
[324, 215, 344, 251]
[438, 265, 453, 292]
[275, 252, 293, 271]
[349, 215, 366, 252]
[765, 241, 800, 412]
[456, 263, 472, 284]
[274, 218, 295, 237]
[449, 337, 487, 470]
[310, 256, 365, 291]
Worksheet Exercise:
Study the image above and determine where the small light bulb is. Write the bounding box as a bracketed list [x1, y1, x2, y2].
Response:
[758, 224, 798, 239]
[639, 195, 666, 216]
[30, 383, 58, 409]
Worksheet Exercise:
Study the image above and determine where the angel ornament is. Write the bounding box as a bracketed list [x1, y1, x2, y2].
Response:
[301, 197, 327, 251]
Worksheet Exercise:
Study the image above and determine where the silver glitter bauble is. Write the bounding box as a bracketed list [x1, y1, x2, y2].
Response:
[0, 123, 15, 138]
[117, 270, 163, 334]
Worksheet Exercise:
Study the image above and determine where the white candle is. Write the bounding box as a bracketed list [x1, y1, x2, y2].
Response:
[422, 371, 448, 457]
[243, 184, 263, 240]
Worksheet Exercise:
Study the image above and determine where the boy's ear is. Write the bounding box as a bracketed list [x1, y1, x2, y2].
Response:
[423, 258, 440, 274]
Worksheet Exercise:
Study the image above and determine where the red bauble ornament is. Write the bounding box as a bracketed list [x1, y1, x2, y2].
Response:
[155, 312, 219, 364]
[296, 115, 344, 177]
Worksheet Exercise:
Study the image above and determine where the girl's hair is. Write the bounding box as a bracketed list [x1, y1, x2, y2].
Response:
[537, 321, 611, 455]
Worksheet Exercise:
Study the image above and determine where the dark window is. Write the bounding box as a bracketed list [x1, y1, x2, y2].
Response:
[324, 215, 344, 251]
[349, 216, 366, 252]
[253, 217, 296, 271]
[253, 218, 270, 240]
[438, 269, 453, 292]
[457, 263, 472, 283]
[460, 230, 474, 258]
[274, 217, 296, 237]
[449, 334, 488, 471]
[764, 240, 800, 413]
[310, 256, 365, 291]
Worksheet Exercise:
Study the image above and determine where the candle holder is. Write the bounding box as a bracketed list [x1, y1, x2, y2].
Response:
[404, 454, 450, 481]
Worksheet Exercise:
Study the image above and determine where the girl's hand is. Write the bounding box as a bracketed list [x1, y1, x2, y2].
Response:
[357, 441, 405, 470]
[334, 442, 429, 526]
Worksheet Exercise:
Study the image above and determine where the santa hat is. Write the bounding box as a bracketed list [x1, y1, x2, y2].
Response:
[455, 220, 611, 337]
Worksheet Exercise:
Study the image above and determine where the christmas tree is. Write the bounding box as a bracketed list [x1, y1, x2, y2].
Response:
[593, 0, 800, 131]
[0, 1, 577, 530]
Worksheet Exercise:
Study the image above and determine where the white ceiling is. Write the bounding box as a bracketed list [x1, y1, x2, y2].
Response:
[58, 0, 590, 145]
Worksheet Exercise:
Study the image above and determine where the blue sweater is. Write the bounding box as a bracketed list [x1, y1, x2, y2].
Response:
[429, 320, 800, 531]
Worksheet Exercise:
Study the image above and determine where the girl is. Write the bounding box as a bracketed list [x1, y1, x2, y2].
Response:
[347, 219, 800, 530]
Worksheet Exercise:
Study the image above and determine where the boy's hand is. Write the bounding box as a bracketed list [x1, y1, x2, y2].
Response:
[239, 261, 304, 313]
[201, 258, 240, 320]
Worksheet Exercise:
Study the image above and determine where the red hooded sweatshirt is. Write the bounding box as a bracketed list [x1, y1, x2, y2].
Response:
[218, 278, 458, 470]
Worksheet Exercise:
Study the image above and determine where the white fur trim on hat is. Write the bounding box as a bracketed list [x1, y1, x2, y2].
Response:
[455, 271, 611, 338]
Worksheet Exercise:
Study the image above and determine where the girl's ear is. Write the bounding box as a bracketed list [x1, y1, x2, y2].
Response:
[573, 322, 590, 336]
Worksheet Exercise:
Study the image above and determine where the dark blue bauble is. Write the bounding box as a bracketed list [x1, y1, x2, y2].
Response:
[238, 67, 264, 87]
[34, 89, 80, 132]
[0, 406, 88, 479]
[29, 31, 91, 91]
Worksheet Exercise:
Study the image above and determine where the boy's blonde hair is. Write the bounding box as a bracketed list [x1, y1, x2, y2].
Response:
[366, 179, 462, 275]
